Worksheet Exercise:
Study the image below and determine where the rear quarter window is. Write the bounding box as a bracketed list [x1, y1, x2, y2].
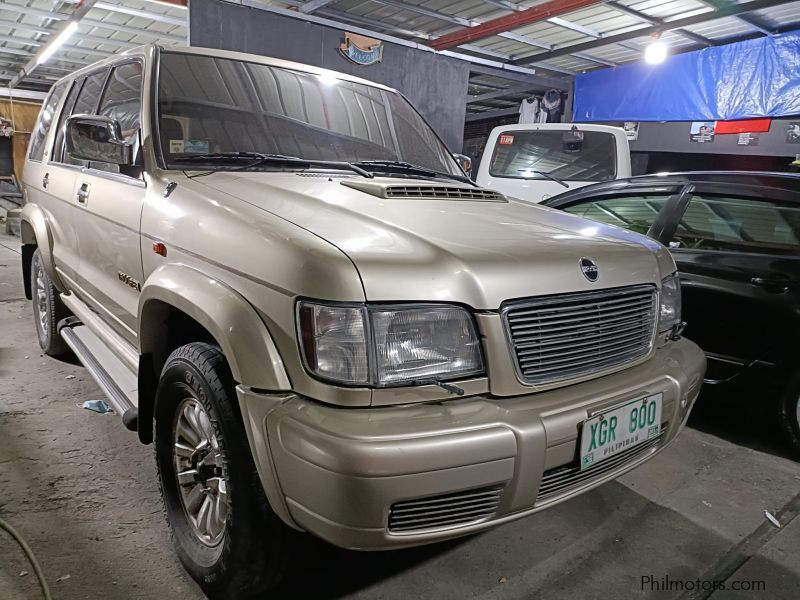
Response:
[28, 81, 68, 162]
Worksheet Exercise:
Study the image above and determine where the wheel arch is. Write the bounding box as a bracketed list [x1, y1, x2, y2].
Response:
[136, 264, 292, 443]
[20, 203, 66, 297]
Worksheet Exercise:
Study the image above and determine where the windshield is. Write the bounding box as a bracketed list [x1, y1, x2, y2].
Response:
[489, 130, 617, 182]
[156, 52, 461, 175]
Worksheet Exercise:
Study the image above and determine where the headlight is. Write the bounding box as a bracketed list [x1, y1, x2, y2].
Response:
[297, 301, 484, 387]
[658, 273, 682, 332]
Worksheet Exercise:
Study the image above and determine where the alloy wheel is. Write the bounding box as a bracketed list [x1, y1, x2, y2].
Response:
[172, 398, 228, 546]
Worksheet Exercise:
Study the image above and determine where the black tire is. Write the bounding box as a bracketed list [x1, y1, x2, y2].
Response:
[778, 371, 800, 458]
[154, 342, 299, 599]
[30, 248, 69, 356]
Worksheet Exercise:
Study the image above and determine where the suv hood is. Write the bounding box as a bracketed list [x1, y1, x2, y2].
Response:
[195, 172, 673, 308]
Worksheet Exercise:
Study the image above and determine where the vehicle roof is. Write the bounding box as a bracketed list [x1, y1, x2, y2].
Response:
[490, 123, 626, 134]
[542, 171, 800, 206]
[49, 44, 397, 95]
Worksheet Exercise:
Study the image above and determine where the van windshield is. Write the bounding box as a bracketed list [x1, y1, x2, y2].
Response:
[488, 130, 617, 182]
[156, 52, 461, 176]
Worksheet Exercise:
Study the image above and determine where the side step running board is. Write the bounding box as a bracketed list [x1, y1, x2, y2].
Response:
[59, 317, 138, 431]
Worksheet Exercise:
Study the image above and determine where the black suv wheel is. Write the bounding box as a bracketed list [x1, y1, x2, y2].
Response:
[154, 342, 300, 599]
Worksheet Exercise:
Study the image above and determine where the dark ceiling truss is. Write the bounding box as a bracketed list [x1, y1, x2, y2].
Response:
[510, 0, 792, 66]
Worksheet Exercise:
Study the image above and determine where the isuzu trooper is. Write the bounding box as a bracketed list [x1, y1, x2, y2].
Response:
[21, 45, 705, 598]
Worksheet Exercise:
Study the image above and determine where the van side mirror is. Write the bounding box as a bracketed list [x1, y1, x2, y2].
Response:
[453, 153, 472, 176]
[65, 114, 133, 165]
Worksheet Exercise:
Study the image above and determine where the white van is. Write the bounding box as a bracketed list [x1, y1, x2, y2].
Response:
[475, 123, 631, 203]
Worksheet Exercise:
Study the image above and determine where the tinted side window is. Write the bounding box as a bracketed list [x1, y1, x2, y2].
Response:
[64, 69, 109, 166]
[28, 81, 68, 162]
[93, 62, 143, 174]
[671, 194, 800, 254]
[51, 79, 83, 164]
[563, 195, 669, 236]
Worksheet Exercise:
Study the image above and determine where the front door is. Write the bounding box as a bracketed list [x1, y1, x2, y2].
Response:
[70, 61, 146, 345]
[666, 184, 800, 382]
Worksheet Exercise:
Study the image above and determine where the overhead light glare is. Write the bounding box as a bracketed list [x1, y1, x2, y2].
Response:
[37, 21, 79, 65]
[644, 39, 668, 65]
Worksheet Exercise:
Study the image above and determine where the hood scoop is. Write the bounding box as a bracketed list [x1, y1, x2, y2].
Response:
[341, 179, 507, 202]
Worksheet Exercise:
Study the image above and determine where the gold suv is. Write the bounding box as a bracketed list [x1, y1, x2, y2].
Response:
[21, 45, 705, 599]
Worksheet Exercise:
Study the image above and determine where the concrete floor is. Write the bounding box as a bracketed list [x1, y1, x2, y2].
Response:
[1, 230, 799, 600]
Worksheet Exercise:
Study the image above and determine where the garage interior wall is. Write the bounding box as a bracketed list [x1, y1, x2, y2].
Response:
[188, 0, 471, 151]
[0, 98, 42, 182]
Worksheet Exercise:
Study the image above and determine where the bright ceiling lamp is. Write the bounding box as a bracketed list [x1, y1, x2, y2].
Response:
[36, 21, 79, 65]
[644, 33, 668, 65]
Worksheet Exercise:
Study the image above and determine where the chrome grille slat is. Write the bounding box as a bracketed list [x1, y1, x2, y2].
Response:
[536, 426, 668, 501]
[388, 485, 503, 533]
[514, 322, 651, 348]
[510, 295, 653, 319]
[504, 285, 657, 385]
[517, 329, 651, 357]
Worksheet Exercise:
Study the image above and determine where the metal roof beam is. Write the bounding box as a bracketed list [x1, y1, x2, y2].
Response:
[371, 0, 479, 27]
[468, 83, 546, 103]
[603, 1, 715, 46]
[0, 19, 53, 37]
[430, 0, 603, 50]
[92, 2, 186, 27]
[468, 63, 568, 89]
[299, 0, 339, 13]
[697, 0, 776, 35]
[465, 107, 520, 122]
[79, 18, 185, 42]
[9, 1, 99, 88]
[510, 0, 789, 65]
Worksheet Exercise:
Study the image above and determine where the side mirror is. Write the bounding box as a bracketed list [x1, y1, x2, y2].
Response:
[65, 114, 132, 165]
[453, 153, 472, 176]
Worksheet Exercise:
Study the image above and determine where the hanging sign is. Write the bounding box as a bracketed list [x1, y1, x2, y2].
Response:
[339, 33, 383, 66]
[786, 122, 800, 144]
[689, 121, 715, 143]
[737, 133, 759, 146]
[623, 122, 639, 141]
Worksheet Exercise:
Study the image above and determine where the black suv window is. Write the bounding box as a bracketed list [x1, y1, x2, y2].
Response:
[93, 62, 143, 175]
[51, 79, 83, 164]
[28, 81, 68, 162]
[62, 69, 109, 166]
[671, 194, 800, 254]
[563, 194, 670, 236]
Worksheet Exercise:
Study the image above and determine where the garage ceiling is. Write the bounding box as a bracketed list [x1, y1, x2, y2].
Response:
[1, 0, 798, 118]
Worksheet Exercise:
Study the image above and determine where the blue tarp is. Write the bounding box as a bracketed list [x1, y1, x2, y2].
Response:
[573, 30, 800, 122]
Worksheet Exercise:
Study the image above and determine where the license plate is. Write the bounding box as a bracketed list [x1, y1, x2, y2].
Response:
[579, 393, 663, 470]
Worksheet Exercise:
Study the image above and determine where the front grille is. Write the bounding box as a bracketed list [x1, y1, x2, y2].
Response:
[384, 186, 505, 201]
[537, 424, 668, 502]
[388, 485, 503, 533]
[503, 285, 657, 385]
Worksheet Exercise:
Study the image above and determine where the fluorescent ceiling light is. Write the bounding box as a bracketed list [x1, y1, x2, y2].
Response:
[644, 40, 668, 65]
[36, 21, 79, 65]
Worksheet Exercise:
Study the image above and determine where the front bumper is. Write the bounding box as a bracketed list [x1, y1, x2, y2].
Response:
[237, 338, 705, 550]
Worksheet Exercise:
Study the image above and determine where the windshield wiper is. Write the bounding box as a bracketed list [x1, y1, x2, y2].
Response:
[530, 170, 569, 188]
[353, 160, 475, 185]
[171, 152, 373, 178]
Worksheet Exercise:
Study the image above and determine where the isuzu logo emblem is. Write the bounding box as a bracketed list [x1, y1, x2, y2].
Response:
[580, 258, 599, 282]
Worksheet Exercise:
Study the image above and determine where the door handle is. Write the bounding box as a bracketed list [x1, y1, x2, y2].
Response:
[76, 183, 90, 205]
[750, 276, 790, 293]
[42, 173, 49, 189]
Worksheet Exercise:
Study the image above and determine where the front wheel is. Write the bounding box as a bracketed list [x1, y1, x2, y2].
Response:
[778, 372, 800, 458]
[154, 342, 300, 598]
